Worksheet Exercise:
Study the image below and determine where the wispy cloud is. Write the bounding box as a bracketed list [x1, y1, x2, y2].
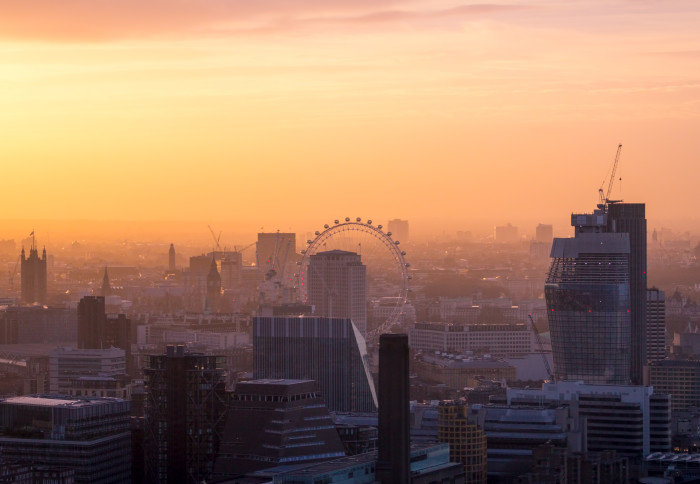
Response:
[0, 1, 527, 42]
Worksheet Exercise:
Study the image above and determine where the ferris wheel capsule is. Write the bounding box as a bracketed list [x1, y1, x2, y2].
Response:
[315, 231, 320, 236]
[334, 220, 339, 224]
[401, 251, 406, 255]
[307, 240, 312, 244]
[395, 241, 400, 245]
[405, 263, 411, 267]
[356, 217, 361, 222]
[301, 250, 306, 254]
[377, 225, 383, 230]
[387, 232, 392, 237]
[324, 224, 329, 229]
[367, 220, 372, 224]
[345, 217, 350, 222]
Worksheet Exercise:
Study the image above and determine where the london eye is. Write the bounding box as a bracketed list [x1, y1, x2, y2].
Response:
[296, 217, 411, 338]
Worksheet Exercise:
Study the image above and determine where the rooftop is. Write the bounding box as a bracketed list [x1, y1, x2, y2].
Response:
[1, 394, 126, 408]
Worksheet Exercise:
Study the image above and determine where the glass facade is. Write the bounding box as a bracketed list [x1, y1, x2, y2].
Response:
[546, 235, 631, 385]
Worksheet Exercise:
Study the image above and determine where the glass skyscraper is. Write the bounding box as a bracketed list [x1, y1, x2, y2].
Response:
[546, 209, 632, 384]
[253, 316, 377, 412]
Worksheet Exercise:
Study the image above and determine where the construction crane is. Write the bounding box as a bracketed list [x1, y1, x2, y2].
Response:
[207, 225, 222, 253]
[528, 314, 554, 382]
[598, 144, 623, 210]
[233, 241, 256, 253]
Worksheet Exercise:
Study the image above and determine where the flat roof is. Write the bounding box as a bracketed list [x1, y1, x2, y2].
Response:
[1, 395, 125, 408]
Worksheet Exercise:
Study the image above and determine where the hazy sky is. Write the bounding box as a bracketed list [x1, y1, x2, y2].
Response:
[2, 0, 700, 239]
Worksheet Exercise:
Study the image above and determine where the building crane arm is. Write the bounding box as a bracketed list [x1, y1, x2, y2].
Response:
[604, 144, 623, 204]
[207, 225, 222, 253]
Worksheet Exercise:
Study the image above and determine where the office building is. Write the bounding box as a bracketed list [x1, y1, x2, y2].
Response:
[214, 379, 346, 476]
[414, 354, 516, 390]
[387, 218, 409, 243]
[20, 243, 47, 305]
[535, 223, 553, 244]
[307, 250, 367, 336]
[220, 251, 243, 289]
[646, 360, 700, 411]
[143, 345, 227, 484]
[546, 215, 631, 384]
[0, 305, 76, 344]
[494, 224, 518, 243]
[607, 203, 647, 384]
[49, 346, 126, 394]
[377, 334, 410, 484]
[438, 400, 487, 484]
[254, 316, 377, 412]
[409, 322, 534, 356]
[506, 380, 671, 458]
[77, 295, 106, 349]
[0, 395, 131, 483]
[647, 288, 666, 364]
[547, 201, 648, 385]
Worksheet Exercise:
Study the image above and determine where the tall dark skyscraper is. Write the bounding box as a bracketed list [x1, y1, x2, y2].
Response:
[546, 201, 647, 385]
[607, 203, 647, 385]
[376, 333, 410, 484]
[307, 250, 367, 336]
[78, 295, 107, 349]
[144, 345, 227, 484]
[20, 242, 47, 305]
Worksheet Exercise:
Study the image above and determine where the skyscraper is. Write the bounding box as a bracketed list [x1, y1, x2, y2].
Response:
[77, 295, 106, 349]
[646, 288, 666, 365]
[438, 400, 487, 484]
[546, 211, 631, 384]
[253, 316, 377, 413]
[143, 345, 227, 484]
[546, 201, 648, 385]
[376, 333, 410, 484]
[307, 250, 367, 336]
[607, 203, 647, 384]
[20, 243, 47, 305]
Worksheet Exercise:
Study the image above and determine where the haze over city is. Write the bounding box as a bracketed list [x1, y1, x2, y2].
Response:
[2, 0, 700, 242]
[3, 3, 700, 482]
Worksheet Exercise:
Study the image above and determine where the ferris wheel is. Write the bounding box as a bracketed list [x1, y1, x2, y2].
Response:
[296, 217, 411, 337]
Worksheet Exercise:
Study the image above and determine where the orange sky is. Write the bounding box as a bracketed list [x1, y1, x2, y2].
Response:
[2, 0, 700, 240]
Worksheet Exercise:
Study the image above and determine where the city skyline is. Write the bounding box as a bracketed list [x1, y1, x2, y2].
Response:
[1, 1, 700, 235]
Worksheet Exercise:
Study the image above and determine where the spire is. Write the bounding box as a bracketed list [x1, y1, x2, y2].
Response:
[101, 267, 111, 297]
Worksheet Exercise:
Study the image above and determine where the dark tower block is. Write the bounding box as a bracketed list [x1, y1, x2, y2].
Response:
[144, 345, 226, 484]
[77, 296, 106, 349]
[377, 333, 410, 484]
[607, 203, 647, 385]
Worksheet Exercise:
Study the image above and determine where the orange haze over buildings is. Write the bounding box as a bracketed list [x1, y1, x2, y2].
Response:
[2, 0, 700, 241]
